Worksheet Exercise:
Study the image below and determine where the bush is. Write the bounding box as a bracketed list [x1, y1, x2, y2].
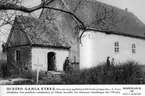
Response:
[19, 70, 64, 84]
[38, 72, 64, 84]
[61, 61, 145, 84]
[0, 60, 26, 79]
[0, 60, 11, 78]
[39, 76, 64, 84]
[19, 70, 48, 82]
[20, 70, 37, 79]
[0, 60, 5, 77]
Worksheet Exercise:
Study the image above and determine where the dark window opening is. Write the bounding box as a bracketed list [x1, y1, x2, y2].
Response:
[16, 50, 21, 61]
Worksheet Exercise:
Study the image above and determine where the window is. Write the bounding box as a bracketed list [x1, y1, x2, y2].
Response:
[16, 50, 21, 61]
[114, 42, 119, 53]
[132, 44, 136, 54]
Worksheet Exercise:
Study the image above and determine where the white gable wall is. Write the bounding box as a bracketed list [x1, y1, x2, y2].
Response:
[80, 31, 145, 69]
[31, 47, 69, 71]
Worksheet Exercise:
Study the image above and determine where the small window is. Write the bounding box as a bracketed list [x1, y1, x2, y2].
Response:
[132, 44, 136, 54]
[16, 50, 21, 61]
[114, 42, 119, 53]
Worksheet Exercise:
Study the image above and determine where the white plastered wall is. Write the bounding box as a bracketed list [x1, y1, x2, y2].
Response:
[31, 47, 69, 71]
[80, 31, 145, 69]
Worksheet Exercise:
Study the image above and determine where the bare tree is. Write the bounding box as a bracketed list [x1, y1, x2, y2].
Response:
[78, 1, 130, 39]
[0, 0, 129, 40]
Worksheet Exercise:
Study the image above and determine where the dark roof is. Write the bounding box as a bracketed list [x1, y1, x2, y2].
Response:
[15, 15, 70, 48]
[63, 0, 145, 38]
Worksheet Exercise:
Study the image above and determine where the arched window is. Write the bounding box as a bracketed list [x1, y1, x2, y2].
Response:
[114, 41, 119, 53]
[16, 50, 21, 61]
[132, 44, 136, 54]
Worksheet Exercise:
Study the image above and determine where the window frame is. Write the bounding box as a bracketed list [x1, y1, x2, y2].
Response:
[132, 44, 136, 54]
[114, 41, 119, 53]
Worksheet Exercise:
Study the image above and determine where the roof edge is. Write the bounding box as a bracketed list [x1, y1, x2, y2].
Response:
[32, 44, 71, 49]
[84, 28, 145, 40]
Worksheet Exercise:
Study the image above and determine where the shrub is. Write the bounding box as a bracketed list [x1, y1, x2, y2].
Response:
[39, 76, 64, 84]
[19, 70, 48, 81]
[61, 61, 145, 84]
[0, 60, 5, 77]
[18, 70, 64, 84]
[38, 72, 64, 84]
[0, 60, 20, 79]
[61, 69, 82, 84]
[0, 60, 11, 78]
[20, 70, 37, 79]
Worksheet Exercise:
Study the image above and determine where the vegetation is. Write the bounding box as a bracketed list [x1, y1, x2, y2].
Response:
[61, 61, 145, 84]
[1, 60, 145, 84]
[12, 70, 64, 84]
[0, 59, 11, 78]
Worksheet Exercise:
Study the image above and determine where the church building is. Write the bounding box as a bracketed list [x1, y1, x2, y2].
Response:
[6, 0, 145, 71]
[6, 16, 70, 71]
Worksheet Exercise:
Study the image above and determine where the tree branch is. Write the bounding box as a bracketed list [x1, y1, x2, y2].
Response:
[0, 1, 86, 29]
[0, 3, 43, 12]
[42, 6, 85, 29]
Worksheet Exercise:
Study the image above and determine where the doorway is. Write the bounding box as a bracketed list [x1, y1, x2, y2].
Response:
[47, 52, 56, 71]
